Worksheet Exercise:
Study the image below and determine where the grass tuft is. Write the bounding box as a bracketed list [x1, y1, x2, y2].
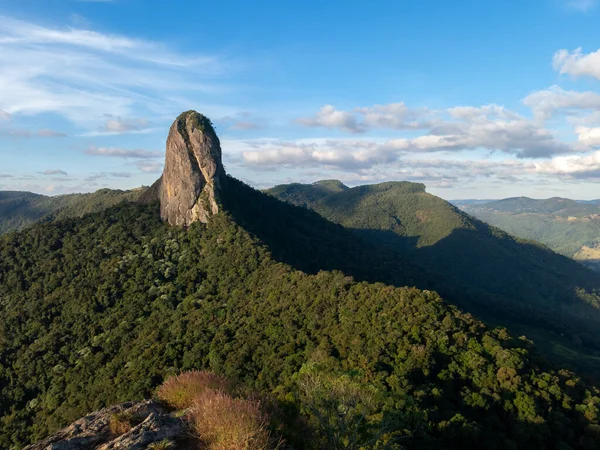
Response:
[156, 370, 232, 410]
[190, 389, 271, 450]
[109, 411, 134, 435]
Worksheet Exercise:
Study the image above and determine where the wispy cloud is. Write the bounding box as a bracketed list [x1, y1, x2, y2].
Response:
[0, 110, 10, 120]
[78, 115, 155, 136]
[0, 15, 228, 126]
[38, 129, 67, 137]
[84, 172, 131, 182]
[229, 121, 263, 131]
[133, 161, 164, 173]
[0, 128, 67, 138]
[566, 0, 597, 13]
[84, 146, 162, 158]
[40, 169, 68, 176]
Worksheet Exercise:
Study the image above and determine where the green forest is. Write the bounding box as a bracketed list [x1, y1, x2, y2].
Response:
[266, 180, 600, 377]
[1, 177, 600, 449]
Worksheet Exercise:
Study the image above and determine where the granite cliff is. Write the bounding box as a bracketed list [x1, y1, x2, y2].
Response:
[141, 111, 224, 226]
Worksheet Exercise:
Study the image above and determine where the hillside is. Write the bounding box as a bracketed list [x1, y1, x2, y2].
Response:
[0, 188, 146, 235]
[3, 111, 600, 449]
[266, 181, 600, 375]
[2, 178, 600, 449]
[456, 197, 600, 270]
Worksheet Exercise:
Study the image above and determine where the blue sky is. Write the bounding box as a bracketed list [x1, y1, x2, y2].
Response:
[1, 0, 600, 199]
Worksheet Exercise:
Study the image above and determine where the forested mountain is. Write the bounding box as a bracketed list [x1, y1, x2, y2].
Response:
[3, 112, 600, 449]
[266, 181, 600, 376]
[2, 177, 600, 449]
[454, 197, 600, 271]
[0, 188, 145, 235]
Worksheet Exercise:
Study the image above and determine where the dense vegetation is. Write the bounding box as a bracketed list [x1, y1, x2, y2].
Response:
[456, 197, 600, 269]
[0, 188, 145, 235]
[266, 181, 600, 377]
[2, 177, 600, 449]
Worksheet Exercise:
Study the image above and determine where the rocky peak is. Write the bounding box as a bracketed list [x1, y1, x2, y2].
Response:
[149, 110, 225, 226]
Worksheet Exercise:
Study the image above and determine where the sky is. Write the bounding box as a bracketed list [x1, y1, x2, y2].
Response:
[1, 1, 600, 199]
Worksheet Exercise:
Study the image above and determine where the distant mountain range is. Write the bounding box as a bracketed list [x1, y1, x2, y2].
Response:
[0, 188, 145, 234]
[453, 197, 600, 271]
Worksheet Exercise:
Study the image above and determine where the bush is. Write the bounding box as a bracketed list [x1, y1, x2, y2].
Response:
[156, 371, 232, 409]
[190, 389, 272, 450]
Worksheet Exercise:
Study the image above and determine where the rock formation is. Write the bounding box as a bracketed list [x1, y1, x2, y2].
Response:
[25, 400, 188, 450]
[141, 111, 225, 226]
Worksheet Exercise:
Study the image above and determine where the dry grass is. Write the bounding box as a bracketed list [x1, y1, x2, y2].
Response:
[109, 411, 133, 435]
[190, 389, 271, 450]
[156, 371, 232, 409]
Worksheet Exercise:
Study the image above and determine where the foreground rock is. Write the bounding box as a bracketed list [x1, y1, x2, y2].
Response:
[140, 111, 225, 226]
[25, 400, 188, 450]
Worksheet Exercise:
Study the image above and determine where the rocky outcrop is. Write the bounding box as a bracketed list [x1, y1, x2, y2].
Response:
[141, 111, 225, 226]
[25, 400, 188, 450]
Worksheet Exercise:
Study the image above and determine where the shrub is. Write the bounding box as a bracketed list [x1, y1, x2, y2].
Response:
[156, 371, 232, 409]
[109, 412, 133, 435]
[190, 389, 271, 450]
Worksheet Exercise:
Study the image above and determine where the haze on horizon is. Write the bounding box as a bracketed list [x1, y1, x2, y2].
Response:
[1, 0, 600, 200]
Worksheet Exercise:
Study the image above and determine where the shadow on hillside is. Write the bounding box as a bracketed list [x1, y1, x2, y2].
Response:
[222, 177, 600, 378]
[354, 225, 600, 374]
[221, 177, 432, 288]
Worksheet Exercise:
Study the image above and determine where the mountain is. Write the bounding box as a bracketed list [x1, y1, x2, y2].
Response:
[457, 197, 600, 271]
[2, 112, 600, 449]
[0, 188, 146, 235]
[266, 181, 600, 375]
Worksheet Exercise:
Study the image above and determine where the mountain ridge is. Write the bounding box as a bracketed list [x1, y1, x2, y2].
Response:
[266, 179, 600, 376]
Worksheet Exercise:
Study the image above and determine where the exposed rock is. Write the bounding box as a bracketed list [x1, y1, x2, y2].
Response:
[25, 400, 188, 450]
[142, 111, 225, 226]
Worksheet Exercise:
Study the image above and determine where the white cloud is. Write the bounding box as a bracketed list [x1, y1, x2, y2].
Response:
[357, 102, 426, 129]
[523, 86, 600, 121]
[242, 139, 399, 170]
[533, 150, 600, 179]
[84, 146, 162, 158]
[553, 48, 600, 80]
[576, 126, 600, 147]
[0, 15, 227, 126]
[295, 103, 571, 158]
[296, 102, 427, 133]
[0, 110, 10, 120]
[296, 105, 366, 133]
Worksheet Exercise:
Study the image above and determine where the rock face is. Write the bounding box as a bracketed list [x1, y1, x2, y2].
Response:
[142, 111, 225, 226]
[25, 400, 188, 450]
